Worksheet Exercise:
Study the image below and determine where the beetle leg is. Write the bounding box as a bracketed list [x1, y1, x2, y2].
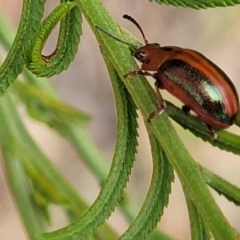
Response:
[182, 106, 218, 141]
[124, 70, 153, 78]
[207, 125, 217, 141]
[182, 105, 191, 114]
[154, 74, 164, 89]
[148, 81, 165, 122]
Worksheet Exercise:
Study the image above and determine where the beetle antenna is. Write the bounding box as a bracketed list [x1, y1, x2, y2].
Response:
[123, 14, 149, 44]
[95, 26, 137, 50]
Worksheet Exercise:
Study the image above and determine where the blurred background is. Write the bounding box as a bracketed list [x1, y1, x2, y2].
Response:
[0, 1, 240, 239]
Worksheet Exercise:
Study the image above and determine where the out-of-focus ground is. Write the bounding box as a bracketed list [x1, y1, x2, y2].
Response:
[0, 1, 240, 239]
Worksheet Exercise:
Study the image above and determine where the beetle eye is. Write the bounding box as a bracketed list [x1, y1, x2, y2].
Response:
[154, 43, 160, 47]
[134, 51, 146, 60]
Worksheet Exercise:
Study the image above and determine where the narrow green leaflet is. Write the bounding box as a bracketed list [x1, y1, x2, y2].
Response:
[0, 0, 45, 94]
[152, 0, 240, 9]
[1, 150, 44, 240]
[14, 81, 90, 129]
[165, 101, 240, 155]
[184, 187, 211, 240]
[202, 167, 240, 206]
[120, 131, 174, 239]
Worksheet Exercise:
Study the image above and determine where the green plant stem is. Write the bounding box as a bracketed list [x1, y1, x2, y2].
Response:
[2, 152, 44, 240]
[65, 127, 109, 182]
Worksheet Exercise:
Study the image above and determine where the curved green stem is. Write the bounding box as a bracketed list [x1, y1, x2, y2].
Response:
[0, 0, 45, 94]
[28, 1, 82, 77]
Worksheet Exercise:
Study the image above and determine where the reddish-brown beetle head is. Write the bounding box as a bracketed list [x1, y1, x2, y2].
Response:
[96, 15, 164, 70]
[122, 15, 165, 68]
[132, 43, 161, 63]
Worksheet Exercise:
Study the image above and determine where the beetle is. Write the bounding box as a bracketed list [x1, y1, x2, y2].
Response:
[96, 14, 239, 140]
